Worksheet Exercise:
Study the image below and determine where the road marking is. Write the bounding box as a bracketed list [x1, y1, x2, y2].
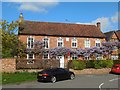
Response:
[99, 78, 120, 90]
[99, 83, 104, 90]
[109, 78, 120, 82]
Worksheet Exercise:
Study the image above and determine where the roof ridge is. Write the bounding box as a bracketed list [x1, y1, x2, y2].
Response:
[24, 20, 96, 26]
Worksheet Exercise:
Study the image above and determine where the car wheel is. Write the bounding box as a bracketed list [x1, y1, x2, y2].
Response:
[51, 76, 56, 83]
[70, 74, 75, 80]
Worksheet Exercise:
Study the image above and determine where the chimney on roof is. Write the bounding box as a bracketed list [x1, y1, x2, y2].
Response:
[18, 13, 24, 33]
[19, 13, 24, 23]
[97, 22, 101, 30]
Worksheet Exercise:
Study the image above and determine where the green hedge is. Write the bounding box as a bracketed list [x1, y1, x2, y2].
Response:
[73, 60, 86, 70]
[86, 60, 95, 68]
[93, 60, 113, 69]
[113, 60, 120, 64]
[70, 60, 120, 70]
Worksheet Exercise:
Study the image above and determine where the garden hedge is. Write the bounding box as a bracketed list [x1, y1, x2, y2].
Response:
[69, 60, 120, 70]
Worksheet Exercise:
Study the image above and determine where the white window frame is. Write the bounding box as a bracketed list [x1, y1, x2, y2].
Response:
[43, 52, 49, 59]
[27, 36, 34, 49]
[85, 38, 90, 48]
[72, 54, 78, 60]
[43, 37, 50, 49]
[95, 39, 101, 47]
[27, 53, 35, 64]
[57, 37, 64, 47]
[71, 38, 77, 48]
[84, 56, 89, 60]
[27, 53, 35, 59]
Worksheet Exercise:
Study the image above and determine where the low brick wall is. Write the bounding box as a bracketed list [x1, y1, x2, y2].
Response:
[70, 68, 111, 75]
[16, 59, 60, 69]
[1, 58, 60, 73]
[1, 58, 16, 72]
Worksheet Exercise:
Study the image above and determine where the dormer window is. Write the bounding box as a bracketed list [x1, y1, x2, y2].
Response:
[27, 36, 34, 49]
[72, 38, 77, 48]
[57, 37, 63, 47]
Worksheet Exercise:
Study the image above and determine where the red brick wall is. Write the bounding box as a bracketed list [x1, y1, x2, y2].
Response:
[1, 58, 16, 72]
[19, 35, 105, 49]
[19, 35, 105, 68]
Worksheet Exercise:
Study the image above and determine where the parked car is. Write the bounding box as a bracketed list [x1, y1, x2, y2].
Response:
[110, 64, 120, 74]
[37, 68, 75, 83]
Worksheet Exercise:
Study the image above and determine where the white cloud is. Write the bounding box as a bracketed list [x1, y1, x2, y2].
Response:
[76, 17, 110, 32]
[76, 12, 118, 32]
[18, 2, 59, 13]
[111, 12, 118, 23]
[91, 17, 110, 31]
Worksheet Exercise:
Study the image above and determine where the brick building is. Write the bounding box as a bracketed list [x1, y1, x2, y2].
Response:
[104, 30, 120, 60]
[18, 13, 105, 68]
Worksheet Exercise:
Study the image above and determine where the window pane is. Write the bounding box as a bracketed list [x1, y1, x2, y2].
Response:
[43, 38, 49, 48]
[85, 40, 90, 48]
[96, 43, 100, 47]
[43, 52, 49, 59]
[28, 54, 33, 59]
[72, 54, 78, 60]
[27, 37, 34, 48]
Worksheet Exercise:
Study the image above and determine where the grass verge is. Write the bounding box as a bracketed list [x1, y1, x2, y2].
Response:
[2, 72, 37, 85]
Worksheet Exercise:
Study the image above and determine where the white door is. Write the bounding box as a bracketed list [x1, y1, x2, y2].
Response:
[57, 55, 64, 68]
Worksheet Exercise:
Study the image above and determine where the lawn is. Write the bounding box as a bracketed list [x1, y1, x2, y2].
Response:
[2, 72, 37, 84]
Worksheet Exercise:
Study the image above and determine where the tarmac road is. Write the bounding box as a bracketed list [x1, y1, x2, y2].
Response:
[2, 74, 120, 89]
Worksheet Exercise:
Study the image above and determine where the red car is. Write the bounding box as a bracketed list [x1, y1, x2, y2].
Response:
[111, 64, 120, 74]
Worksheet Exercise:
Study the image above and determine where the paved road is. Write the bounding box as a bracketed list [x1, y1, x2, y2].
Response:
[2, 74, 120, 89]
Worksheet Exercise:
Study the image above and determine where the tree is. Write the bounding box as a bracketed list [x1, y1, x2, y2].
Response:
[1, 20, 25, 58]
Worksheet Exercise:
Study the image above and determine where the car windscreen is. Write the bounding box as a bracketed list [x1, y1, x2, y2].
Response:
[113, 65, 119, 68]
[41, 69, 54, 74]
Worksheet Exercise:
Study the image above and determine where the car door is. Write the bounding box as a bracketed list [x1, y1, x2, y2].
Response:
[58, 68, 69, 79]
[52, 69, 62, 80]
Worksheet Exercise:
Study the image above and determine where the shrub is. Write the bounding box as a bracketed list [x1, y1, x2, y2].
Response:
[86, 60, 95, 68]
[113, 60, 120, 64]
[93, 61, 102, 69]
[93, 60, 114, 69]
[93, 60, 107, 69]
[106, 60, 114, 68]
[73, 60, 86, 70]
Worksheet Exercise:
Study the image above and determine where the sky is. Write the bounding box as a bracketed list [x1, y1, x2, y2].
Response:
[2, 1, 119, 33]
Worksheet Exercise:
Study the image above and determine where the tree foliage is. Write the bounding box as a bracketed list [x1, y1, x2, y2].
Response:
[1, 20, 25, 58]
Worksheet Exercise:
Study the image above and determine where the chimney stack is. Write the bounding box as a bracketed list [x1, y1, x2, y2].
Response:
[19, 13, 24, 23]
[96, 22, 101, 30]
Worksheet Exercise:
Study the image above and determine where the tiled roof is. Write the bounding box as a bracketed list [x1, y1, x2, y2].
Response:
[115, 30, 120, 41]
[104, 31, 114, 41]
[104, 30, 120, 41]
[18, 20, 105, 38]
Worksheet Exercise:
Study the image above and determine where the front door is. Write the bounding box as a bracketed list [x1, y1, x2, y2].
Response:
[57, 55, 64, 68]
